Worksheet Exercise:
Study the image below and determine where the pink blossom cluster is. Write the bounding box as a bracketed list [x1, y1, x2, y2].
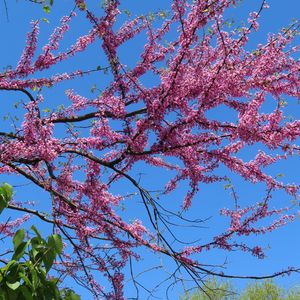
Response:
[16, 21, 39, 76]
[0, 215, 30, 237]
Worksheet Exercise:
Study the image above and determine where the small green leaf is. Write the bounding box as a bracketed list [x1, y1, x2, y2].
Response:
[6, 281, 20, 290]
[158, 11, 166, 19]
[13, 229, 25, 251]
[64, 291, 81, 300]
[19, 273, 32, 288]
[90, 84, 97, 93]
[56, 104, 65, 111]
[78, 3, 86, 10]
[252, 50, 261, 56]
[31, 236, 46, 249]
[122, 9, 131, 17]
[31, 225, 42, 240]
[224, 184, 233, 190]
[41, 18, 50, 23]
[13, 102, 20, 109]
[1, 260, 17, 275]
[43, 5, 51, 14]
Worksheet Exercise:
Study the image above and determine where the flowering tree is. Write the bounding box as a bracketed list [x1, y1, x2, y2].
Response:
[0, 0, 299, 298]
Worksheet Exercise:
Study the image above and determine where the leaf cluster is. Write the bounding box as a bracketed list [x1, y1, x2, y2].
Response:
[26, 0, 54, 13]
[0, 183, 80, 299]
[0, 226, 79, 299]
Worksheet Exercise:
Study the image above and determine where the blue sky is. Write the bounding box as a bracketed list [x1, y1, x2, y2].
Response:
[0, 0, 300, 299]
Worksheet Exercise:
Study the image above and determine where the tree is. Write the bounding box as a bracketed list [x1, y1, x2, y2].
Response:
[183, 279, 300, 300]
[239, 280, 300, 300]
[0, 0, 299, 298]
[182, 278, 235, 300]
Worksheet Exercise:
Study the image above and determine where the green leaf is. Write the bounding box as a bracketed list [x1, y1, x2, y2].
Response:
[19, 286, 34, 300]
[6, 289, 19, 300]
[122, 9, 131, 17]
[31, 225, 42, 240]
[28, 265, 38, 290]
[43, 5, 51, 14]
[90, 84, 97, 93]
[19, 273, 32, 288]
[0, 197, 7, 215]
[0, 183, 13, 201]
[43, 279, 61, 299]
[13, 229, 25, 251]
[224, 184, 233, 190]
[207, 27, 213, 34]
[78, 3, 86, 10]
[0, 183, 13, 214]
[12, 240, 30, 261]
[29, 247, 39, 262]
[1, 260, 17, 276]
[48, 234, 63, 254]
[64, 291, 81, 300]
[6, 281, 20, 290]
[43, 249, 56, 273]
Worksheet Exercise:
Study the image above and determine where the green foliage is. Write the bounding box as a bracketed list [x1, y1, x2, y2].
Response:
[239, 280, 281, 300]
[0, 183, 13, 214]
[28, 0, 54, 13]
[0, 225, 80, 299]
[239, 281, 300, 300]
[183, 278, 300, 300]
[182, 278, 237, 300]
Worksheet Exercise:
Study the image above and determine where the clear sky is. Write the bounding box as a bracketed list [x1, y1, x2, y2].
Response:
[0, 1, 299, 299]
